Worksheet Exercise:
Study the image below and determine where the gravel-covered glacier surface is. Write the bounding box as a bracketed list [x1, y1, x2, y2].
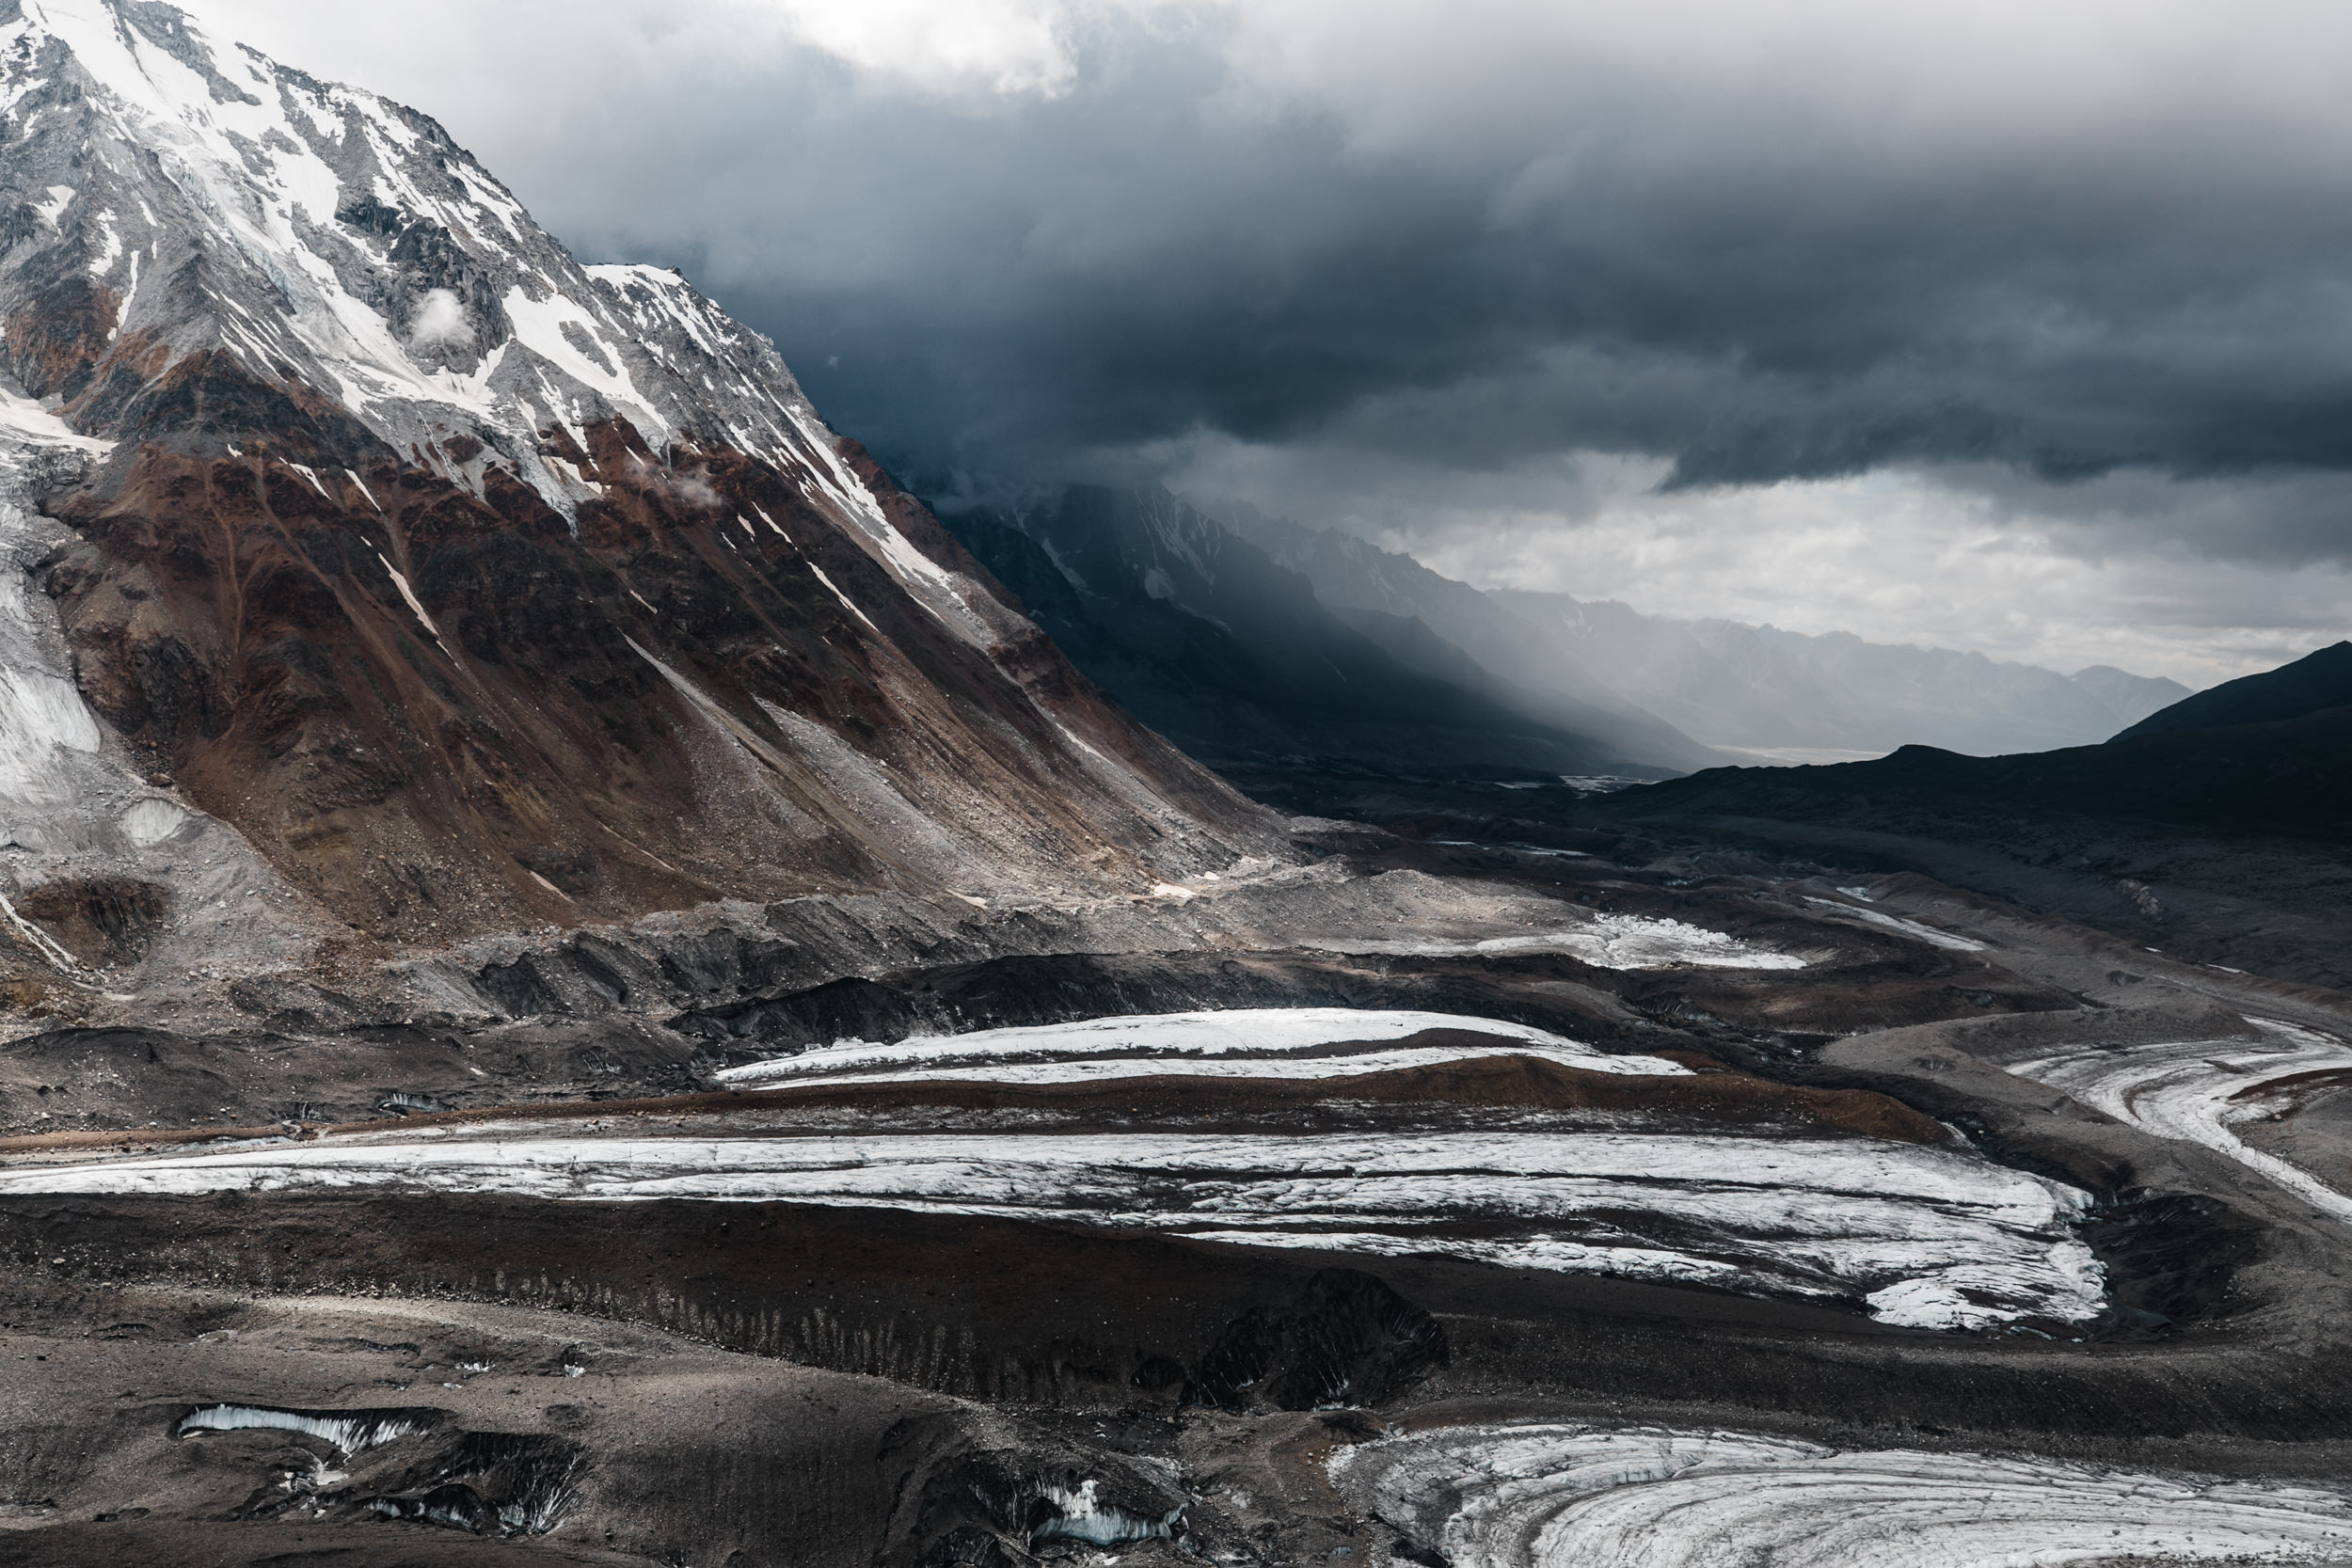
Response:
[1330, 1422, 2352, 1568]
[0, 1130, 2104, 1329]
[713, 1007, 1692, 1088]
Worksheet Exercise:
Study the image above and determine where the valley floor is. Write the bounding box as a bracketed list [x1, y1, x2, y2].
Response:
[6, 816, 2352, 1565]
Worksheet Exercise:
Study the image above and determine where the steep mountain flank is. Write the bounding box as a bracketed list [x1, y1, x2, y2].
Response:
[1597, 641, 2352, 981]
[948, 486, 1713, 780]
[1621, 711, 2352, 844]
[0, 0, 1274, 982]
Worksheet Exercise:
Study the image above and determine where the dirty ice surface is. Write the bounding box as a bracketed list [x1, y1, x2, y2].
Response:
[713, 1008, 1691, 1088]
[1306, 915, 1808, 970]
[178, 1404, 425, 1458]
[2008, 1019, 2352, 1225]
[1330, 1422, 2352, 1568]
[1802, 896, 1988, 953]
[0, 1129, 2103, 1330]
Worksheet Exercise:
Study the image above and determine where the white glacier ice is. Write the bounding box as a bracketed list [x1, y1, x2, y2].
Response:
[177, 1403, 426, 1457]
[713, 1007, 1691, 1088]
[733, 1043, 1671, 1090]
[2007, 1018, 2352, 1225]
[0, 1127, 2106, 1329]
[0, 665, 103, 803]
[1031, 1479, 1184, 1547]
[1329, 1422, 2352, 1568]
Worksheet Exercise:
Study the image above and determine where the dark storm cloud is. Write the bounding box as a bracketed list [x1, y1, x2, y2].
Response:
[194, 1, 2352, 572]
[544, 23, 2352, 501]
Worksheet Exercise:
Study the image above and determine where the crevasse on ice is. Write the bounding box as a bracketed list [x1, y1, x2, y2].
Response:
[1031, 1479, 1184, 1547]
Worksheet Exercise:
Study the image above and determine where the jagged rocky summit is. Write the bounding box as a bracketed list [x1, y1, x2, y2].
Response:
[0, 0, 1276, 1020]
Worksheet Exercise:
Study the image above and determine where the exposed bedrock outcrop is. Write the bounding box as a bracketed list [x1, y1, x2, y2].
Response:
[35, 430, 1268, 947]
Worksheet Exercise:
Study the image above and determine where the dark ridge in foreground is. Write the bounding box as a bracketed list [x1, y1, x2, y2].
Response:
[2118, 640, 2352, 740]
[0, 1189, 2309, 1434]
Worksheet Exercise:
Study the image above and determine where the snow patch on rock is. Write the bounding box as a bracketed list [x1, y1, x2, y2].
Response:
[1804, 896, 1987, 952]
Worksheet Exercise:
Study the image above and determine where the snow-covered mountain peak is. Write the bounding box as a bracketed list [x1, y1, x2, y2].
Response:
[0, 0, 1272, 980]
[0, 0, 871, 529]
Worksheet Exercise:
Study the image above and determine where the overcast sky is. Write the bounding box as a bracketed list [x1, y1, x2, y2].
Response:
[184, 0, 2352, 684]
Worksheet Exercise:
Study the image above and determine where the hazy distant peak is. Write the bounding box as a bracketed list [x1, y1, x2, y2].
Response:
[2069, 664, 2195, 734]
[1214, 510, 2194, 760]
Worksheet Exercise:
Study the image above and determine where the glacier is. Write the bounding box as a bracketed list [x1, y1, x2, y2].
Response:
[712, 1006, 1693, 1087]
[1331, 1422, 2352, 1568]
[0, 1125, 2107, 1330]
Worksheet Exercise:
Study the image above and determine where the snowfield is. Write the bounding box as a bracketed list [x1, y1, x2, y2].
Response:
[1331, 1423, 2352, 1568]
[712, 1007, 1692, 1087]
[0, 1127, 2104, 1330]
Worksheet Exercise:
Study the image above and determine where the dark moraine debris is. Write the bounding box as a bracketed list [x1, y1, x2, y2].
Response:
[2081, 1193, 2265, 1335]
[360, 1431, 589, 1536]
[1191, 1268, 1448, 1410]
[668, 951, 1368, 1048]
[8, 877, 171, 968]
[883, 1418, 1190, 1563]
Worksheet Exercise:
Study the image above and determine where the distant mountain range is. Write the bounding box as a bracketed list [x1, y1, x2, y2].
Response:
[1225, 505, 2189, 761]
[944, 490, 2195, 786]
[946, 487, 1716, 780]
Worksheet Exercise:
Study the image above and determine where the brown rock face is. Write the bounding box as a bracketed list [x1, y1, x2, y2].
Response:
[35, 386, 1267, 945]
[9, 877, 169, 968]
[4, 276, 120, 402]
[0, 1, 1279, 1001]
